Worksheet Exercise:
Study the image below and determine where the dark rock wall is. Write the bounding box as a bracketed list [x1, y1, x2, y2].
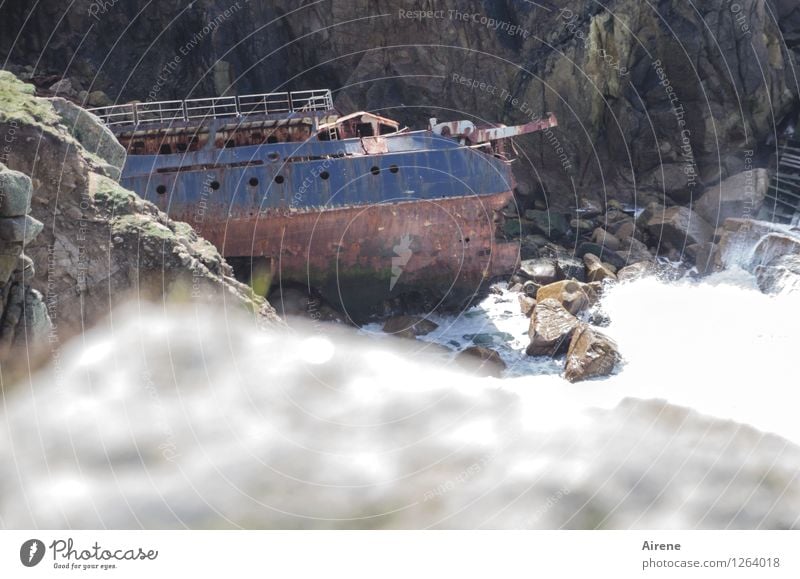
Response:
[1, 0, 798, 209]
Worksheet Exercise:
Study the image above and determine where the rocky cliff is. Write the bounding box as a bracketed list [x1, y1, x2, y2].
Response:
[0, 71, 278, 369]
[2, 0, 799, 210]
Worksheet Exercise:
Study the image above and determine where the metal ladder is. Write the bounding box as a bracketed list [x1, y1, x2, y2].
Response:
[761, 138, 800, 225]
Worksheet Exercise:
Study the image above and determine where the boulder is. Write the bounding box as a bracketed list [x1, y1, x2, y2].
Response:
[686, 242, 721, 275]
[49, 97, 127, 179]
[0, 164, 33, 217]
[518, 294, 536, 317]
[645, 206, 714, 249]
[523, 210, 570, 240]
[612, 219, 638, 241]
[503, 218, 522, 237]
[749, 233, 800, 269]
[584, 253, 618, 283]
[577, 242, 627, 270]
[570, 218, 595, 234]
[716, 218, 787, 268]
[0, 215, 44, 244]
[456, 346, 507, 378]
[694, 169, 769, 226]
[0, 243, 23, 283]
[617, 261, 654, 283]
[591, 227, 621, 251]
[555, 254, 587, 282]
[564, 324, 621, 383]
[616, 236, 653, 264]
[754, 254, 800, 294]
[519, 235, 540, 259]
[536, 280, 597, 316]
[526, 298, 580, 357]
[518, 258, 564, 285]
[382, 315, 439, 339]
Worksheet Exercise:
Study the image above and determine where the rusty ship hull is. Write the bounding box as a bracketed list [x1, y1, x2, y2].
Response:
[91, 90, 556, 319]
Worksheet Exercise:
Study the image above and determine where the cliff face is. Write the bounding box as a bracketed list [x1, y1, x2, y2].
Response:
[2, 0, 798, 209]
[0, 71, 278, 362]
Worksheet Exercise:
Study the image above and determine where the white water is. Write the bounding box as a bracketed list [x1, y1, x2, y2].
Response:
[1, 259, 800, 529]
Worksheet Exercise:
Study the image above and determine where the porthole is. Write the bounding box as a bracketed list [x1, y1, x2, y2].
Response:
[389, 165, 399, 174]
[370, 166, 380, 175]
[267, 136, 278, 144]
[156, 185, 167, 195]
[210, 181, 220, 191]
[249, 177, 259, 187]
[274, 175, 285, 184]
[267, 152, 280, 161]
[320, 171, 330, 180]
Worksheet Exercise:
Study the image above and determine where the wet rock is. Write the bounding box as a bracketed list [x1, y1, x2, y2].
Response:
[383, 315, 439, 339]
[591, 227, 621, 251]
[87, 90, 113, 107]
[686, 242, 721, 275]
[577, 241, 627, 270]
[617, 261, 655, 283]
[716, 218, 786, 268]
[0, 215, 44, 244]
[456, 346, 506, 378]
[536, 280, 596, 316]
[694, 169, 769, 226]
[584, 253, 618, 283]
[754, 254, 800, 294]
[645, 206, 714, 249]
[526, 298, 580, 357]
[518, 294, 536, 317]
[555, 254, 587, 282]
[522, 280, 540, 297]
[564, 324, 621, 383]
[749, 233, 800, 269]
[523, 210, 570, 240]
[518, 258, 564, 285]
[0, 164, 33, 217]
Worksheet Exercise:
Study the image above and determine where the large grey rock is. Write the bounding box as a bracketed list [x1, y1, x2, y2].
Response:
[0, 215, 43, 244]
[749, 233, 800, 269]
[755, 254, 800, 295]
[518, 258, 564, 285]
[695, 169, 769, 227]
[0, 243, 23, 283]
[523, 210, 570, 240]
[526, 298, 580, 357]
[49, 97, 126, 178]
[646, 206, 714, 250]
[0, 164, 33, 217]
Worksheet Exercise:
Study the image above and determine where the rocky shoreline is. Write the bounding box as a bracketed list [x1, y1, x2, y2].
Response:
[0, 71, 278, 375]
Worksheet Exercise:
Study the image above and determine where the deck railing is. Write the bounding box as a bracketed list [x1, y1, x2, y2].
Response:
[88, 89, 334, 128]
